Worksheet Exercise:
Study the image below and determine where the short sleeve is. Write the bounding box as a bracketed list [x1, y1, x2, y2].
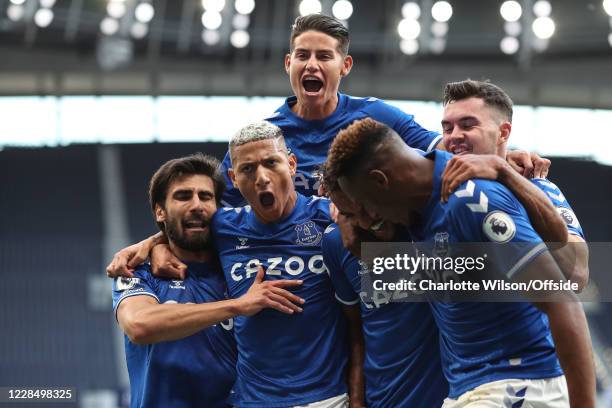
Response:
[112, 267, 160, 321]
[446, 179, 548, 280]
[364, 99, 441, 152]
[322, 225, 360, 305]
[531, 178, 585, 239]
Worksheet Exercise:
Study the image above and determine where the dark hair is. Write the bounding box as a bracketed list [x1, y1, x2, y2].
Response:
[324, 118, 392, 189]
[149, 153, 225, 232]
[443, 79, 514, 122]
[290, 14, 350, 55]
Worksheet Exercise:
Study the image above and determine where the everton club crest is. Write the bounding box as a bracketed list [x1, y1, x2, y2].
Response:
[295, 221, 322, 246]
[433, 232, 450, 257]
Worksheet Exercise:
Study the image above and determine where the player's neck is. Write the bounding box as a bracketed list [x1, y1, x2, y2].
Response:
[291, 95, 338, 120]
[169, 242, 214, 264]
[280, 191, 298, 220]
[397, 156, 435, 211]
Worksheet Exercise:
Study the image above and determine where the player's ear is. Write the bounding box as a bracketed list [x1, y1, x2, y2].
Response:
[284, 53, 291, 75]
[228, 168, 238, 188]
[155, 204, 166, 223]
[369, 169, 389, 190]
[499, 121, 512, 145]
[341, 55, 353, 77]
[288, 153, 297, 176]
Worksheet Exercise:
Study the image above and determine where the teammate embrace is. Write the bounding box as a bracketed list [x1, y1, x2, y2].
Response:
[107, 13, 594, 408]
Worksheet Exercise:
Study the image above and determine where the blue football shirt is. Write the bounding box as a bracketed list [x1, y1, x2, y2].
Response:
[531, 178, 584, 238]
[410, 151, 563, 398]
[220, 93, 441, 206]
[112, 262, 237, 408]
[211, 193, 347, 407]
[322, 224, 448, 408]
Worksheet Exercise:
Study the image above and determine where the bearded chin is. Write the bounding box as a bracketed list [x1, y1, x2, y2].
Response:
[166, 221, 212, 252]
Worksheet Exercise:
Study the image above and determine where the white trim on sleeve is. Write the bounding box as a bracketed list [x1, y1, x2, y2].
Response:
[506, 243, 548, 279]
[427, 134, 443, 152]
[334, 293, 360, 306]
[113, 292, 160, 322]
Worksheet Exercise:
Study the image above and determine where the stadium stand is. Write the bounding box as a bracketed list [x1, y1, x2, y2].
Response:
[0, 145, 117, 391]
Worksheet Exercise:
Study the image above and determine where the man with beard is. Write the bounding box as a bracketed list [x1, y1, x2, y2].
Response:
[324, 118, 595, 407]
[106, 14, 551, 278]
[112, 126, 355, 407]
[112, 153, 304, 408]
[106, 13, 440, 281]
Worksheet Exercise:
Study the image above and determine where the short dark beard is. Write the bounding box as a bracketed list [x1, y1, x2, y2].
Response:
[165, 216, 212, 252]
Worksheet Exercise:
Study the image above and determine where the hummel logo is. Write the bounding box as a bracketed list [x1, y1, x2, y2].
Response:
[236, 237, 250, 250]
[170, 280, 186, 290]
[503, 384, 526, 407]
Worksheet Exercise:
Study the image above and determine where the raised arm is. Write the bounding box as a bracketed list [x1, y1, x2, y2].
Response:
[106, 232, 166, 278]
[441, 154, 567, 243]
[551, 234, 589, 291]
[106, 233, 187, 279]
[447, 179, 595, 408]
[496, 158, 567, 243]
[531, 178, 590, 291]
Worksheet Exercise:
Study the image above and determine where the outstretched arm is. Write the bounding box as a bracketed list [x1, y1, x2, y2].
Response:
[117, 267, 304, 345]
[118, 296, 241, 344]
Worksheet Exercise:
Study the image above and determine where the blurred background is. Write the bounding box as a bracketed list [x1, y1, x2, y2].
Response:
[1, 0, 612, 406]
